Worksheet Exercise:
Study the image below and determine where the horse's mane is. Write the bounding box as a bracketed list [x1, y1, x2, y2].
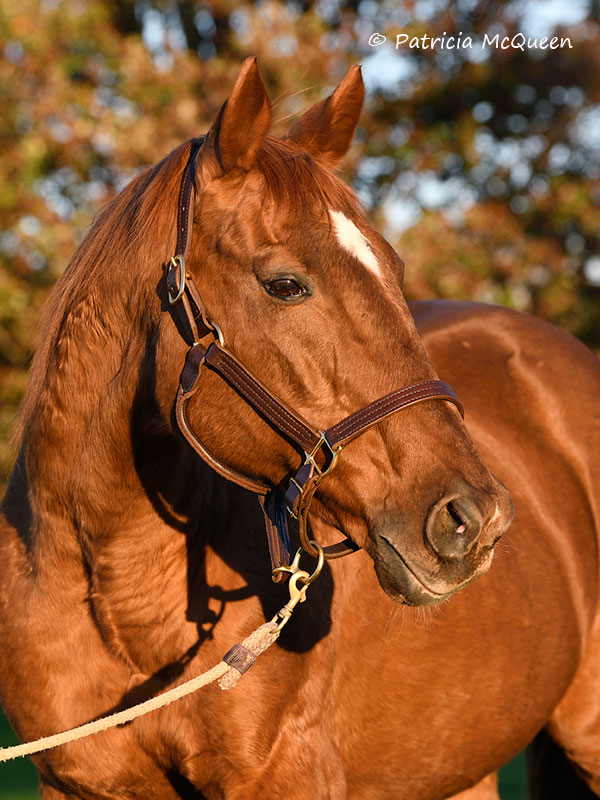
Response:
[15, 135, 363, 443]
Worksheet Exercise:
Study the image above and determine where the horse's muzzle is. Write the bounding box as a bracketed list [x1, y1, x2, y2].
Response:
[368, 481, 513, 605]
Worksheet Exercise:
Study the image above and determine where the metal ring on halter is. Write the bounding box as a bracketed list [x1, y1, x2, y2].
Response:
[299, 540, 324, 584]
[168, 255, 186, 305]
[211, 321, 225, 347]
[271, 540, 324, 584]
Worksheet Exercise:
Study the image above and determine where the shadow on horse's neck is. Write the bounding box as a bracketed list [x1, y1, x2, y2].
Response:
[8, 291, 333, 676]
[128, 327, 334, 661]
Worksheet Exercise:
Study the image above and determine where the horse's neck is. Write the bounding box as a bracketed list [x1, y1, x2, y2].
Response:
[19, 299, 237, 673]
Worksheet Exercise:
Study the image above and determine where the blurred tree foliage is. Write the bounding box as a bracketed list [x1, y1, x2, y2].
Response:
[1, 0, 599, 495]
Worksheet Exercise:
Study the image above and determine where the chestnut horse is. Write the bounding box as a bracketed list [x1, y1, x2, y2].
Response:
[1, 58, 600, 799]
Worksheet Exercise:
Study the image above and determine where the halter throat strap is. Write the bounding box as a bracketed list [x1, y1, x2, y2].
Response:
[164, 141, 464, 579]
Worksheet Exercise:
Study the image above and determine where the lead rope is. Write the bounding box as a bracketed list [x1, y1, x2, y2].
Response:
[0, 546, 321, 764]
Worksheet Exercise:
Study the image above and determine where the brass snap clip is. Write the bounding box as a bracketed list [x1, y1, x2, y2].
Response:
[271, 541, 325, 633]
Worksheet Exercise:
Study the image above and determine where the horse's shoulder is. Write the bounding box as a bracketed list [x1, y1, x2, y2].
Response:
[410, 298, 600, 462]
[411, 299, 600, 386]
[411, 297, 576, 348]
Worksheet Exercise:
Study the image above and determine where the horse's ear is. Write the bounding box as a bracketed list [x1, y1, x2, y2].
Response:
[208, 57, 272, 173]
[285, 66, 364, 168]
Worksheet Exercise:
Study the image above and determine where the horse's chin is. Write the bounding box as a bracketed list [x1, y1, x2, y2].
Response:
[369, 534, 494, 606]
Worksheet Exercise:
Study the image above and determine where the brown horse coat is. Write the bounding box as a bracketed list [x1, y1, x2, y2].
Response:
[1, 59, 600, 799]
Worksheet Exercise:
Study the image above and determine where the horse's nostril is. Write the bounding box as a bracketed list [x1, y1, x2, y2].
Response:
[425, 496, 482, 561]
[446, 500, 468, 535]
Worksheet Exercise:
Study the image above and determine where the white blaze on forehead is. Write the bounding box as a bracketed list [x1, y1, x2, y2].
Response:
[330, 210, 381, 277]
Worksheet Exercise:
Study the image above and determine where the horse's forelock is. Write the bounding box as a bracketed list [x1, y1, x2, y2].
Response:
[254, 137, 363, 220]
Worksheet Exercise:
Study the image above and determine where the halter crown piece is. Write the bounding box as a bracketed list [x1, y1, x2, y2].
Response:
[164, 140, 464, 583]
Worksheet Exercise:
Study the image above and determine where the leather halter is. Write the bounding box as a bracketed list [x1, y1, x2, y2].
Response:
[164, 140, 464, 582]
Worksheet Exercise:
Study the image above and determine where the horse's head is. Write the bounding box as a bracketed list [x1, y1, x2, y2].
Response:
[157, 58, 513, 605]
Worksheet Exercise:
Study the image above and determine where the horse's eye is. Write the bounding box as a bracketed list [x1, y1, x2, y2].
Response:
[264, 278, 307, 299]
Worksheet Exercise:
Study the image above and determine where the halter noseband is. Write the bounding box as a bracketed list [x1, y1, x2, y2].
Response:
[164, 140, 464, 582]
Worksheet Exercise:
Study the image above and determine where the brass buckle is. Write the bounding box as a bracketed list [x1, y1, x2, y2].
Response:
[286, 433, 341, 520]
[167, 255, 186, 305]
[304, 430, 341, 482]
[167, 255, 225, 346]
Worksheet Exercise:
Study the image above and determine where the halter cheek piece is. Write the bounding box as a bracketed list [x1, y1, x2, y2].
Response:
[164, 140, 464, 582]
